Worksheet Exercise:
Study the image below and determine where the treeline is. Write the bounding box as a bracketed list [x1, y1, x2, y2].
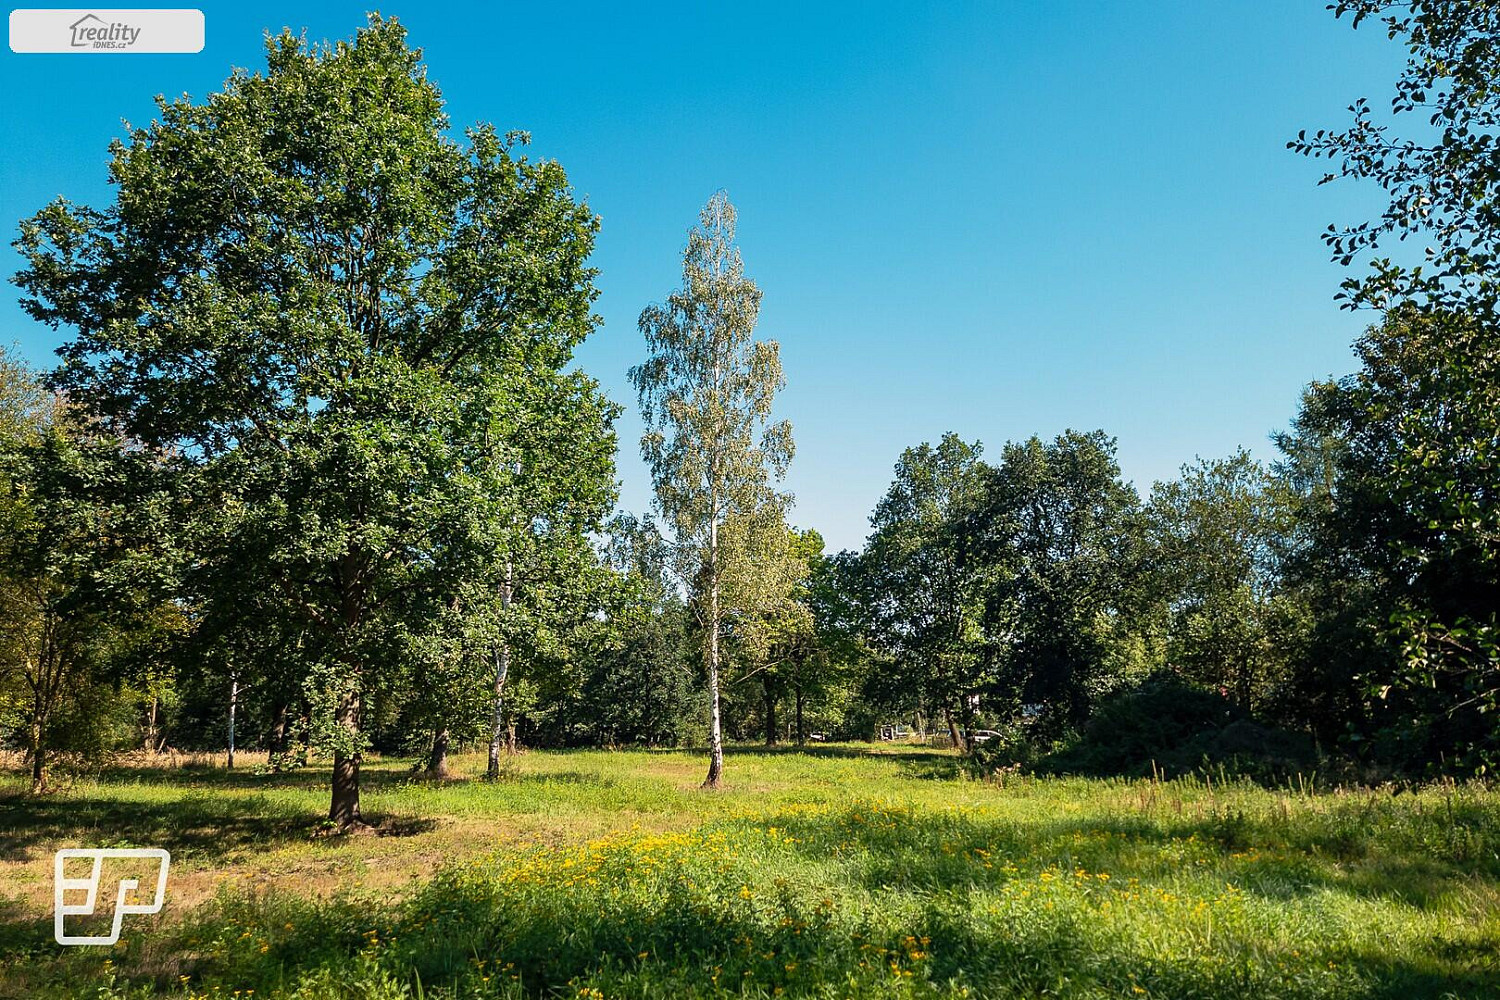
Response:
[841, 306, 1497, 778]
[7, 304, 1492, 797]
[0, 334, 861, 788]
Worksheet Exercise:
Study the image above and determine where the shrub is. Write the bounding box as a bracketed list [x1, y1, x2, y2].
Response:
[1036, 672, 1316, 781]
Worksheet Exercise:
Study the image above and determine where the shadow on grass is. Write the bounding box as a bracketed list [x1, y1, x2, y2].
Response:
[718, 743, 969, 781]
[744, 799, 1500, 913]
[642, 742, 954, 763]
[408, 769, 617, 790]
[0, 896, 46, 959]
[0, 753, 636, 872]
[890, 755, 966, 781]
[27, 758, 427, 793]
[0, 785, 438, 864]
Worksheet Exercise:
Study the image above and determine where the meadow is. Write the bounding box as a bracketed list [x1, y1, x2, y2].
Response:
[1, 746, 1497, 999]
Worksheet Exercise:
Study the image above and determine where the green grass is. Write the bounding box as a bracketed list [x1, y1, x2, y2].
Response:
[1, 746, 1497, 998]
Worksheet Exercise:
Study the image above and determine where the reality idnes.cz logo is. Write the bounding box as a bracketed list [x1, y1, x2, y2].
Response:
[8, 9, 205, 54]
[68, 12, 140, 48]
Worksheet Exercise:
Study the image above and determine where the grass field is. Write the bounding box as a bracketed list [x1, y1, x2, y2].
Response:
[1, 746, 1498, 999]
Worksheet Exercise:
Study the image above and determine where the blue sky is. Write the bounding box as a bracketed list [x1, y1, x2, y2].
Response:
[1, 1, 1407, 552]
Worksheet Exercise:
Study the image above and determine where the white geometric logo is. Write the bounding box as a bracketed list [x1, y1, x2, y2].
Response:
[54, 848, 170, 946]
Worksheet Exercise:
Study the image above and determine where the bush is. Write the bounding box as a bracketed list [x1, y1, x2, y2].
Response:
[1036, 672, 1316, 781]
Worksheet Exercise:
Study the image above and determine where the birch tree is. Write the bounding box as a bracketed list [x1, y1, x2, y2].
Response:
[630, 192, 793, 787]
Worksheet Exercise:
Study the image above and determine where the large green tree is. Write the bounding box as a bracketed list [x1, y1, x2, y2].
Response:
[1282, 308, 1500, 769]
[1145, 451, 1299, 713]
[15, 17, 611, 826]
[1292, 2, 1500, 771]
[0, 404, 170, 792]
[408, 376, 617, 779]
[860, 433, 991, 750]
[976, 430, 1143, 735]
[1295, 1, 1500, 317]
[630, 191, 794, 788]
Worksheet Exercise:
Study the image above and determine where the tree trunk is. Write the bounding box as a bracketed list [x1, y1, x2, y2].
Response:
[426, 726, 450, 778]
[144, 694, 159, 753]
[703, 524, 724, 788]
[795, 684, 805, 745]
[1236, 653, 1253, 708]
[487, 561, 514, 781]
[227, 674, 238, 770]
[486, 643, 510, 779]
[944, 703, 966, 753]
[27, 651, 54, 795]
[28, 714, 46, 795]
[763, 672, 777, 746]
[269, 702, 288, 755]
[328, 690, 363, 830]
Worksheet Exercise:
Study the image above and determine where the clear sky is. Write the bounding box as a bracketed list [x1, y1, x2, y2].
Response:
[0, 1, 1408, 552]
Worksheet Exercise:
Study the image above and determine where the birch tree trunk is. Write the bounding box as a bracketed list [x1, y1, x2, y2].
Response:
[144, 694, 159, 753]
[227, 674, 238, 769]
[704, 522, 724, 787]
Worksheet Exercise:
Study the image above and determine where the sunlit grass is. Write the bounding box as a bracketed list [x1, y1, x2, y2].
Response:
[1, 747, 1497, 998]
